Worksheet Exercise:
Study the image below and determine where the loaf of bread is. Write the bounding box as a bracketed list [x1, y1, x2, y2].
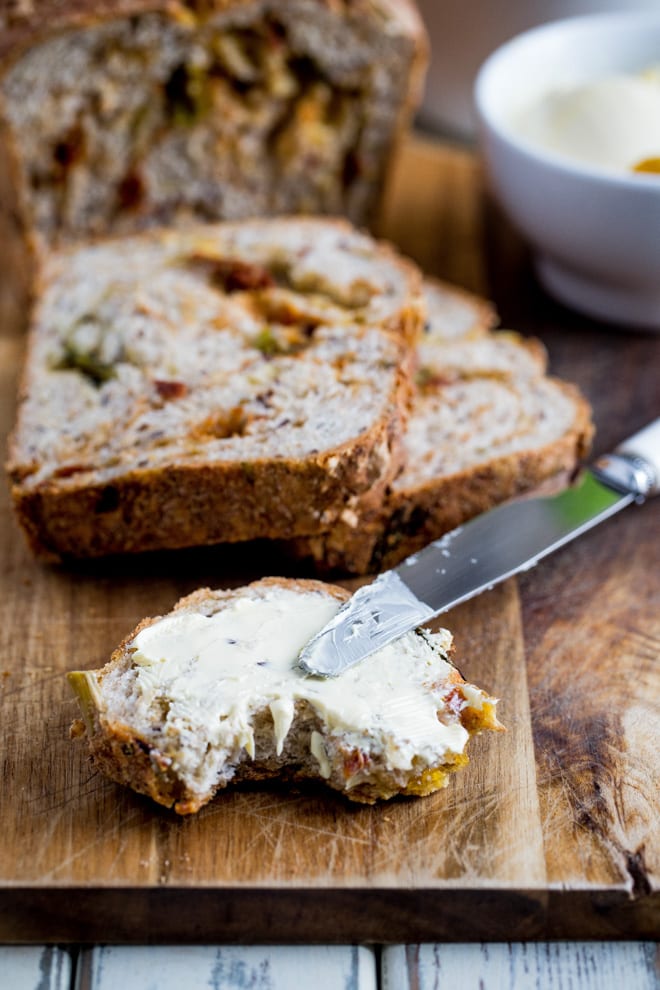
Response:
[68, 577, 502, 812]
[7, 216, 423, 559]
[289, 278, 593, 574]
[0, 0, 426, 253]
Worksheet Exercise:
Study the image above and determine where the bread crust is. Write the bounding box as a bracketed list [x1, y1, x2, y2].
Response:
[69, 577, 502, 812]
[12, 413, 404, 559]
[0, 0, 427, 65]
[0, 113, 37, 333]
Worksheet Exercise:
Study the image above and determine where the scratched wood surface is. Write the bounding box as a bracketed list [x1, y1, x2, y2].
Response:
[0, 135, 658, 943]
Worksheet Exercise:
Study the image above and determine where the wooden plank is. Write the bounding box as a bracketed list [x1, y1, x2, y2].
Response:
[0, 134, 658, 942]
[0, 578, 543, 940]
[378, 134, 489, 295]
[75, 945, 377, 990]
[382, 942, 660, 990]
[0, 946, 73, 990]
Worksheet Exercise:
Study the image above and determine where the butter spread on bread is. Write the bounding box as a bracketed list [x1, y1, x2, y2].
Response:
[68, 578, 502, 813]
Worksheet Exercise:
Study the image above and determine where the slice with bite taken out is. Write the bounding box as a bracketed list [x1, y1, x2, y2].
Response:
[68, 577, 502, 813]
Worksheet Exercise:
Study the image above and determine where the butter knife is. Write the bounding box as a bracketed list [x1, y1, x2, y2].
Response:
[298, 418, 660, 677]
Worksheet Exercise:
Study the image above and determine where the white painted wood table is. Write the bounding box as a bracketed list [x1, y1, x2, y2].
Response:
[1, 943, 658, 989]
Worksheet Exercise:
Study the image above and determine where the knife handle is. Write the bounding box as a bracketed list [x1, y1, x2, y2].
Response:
[616, 418, 660, 497]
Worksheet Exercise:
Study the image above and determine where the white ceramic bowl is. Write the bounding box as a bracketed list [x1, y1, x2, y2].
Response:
[474, 12, 660, 330]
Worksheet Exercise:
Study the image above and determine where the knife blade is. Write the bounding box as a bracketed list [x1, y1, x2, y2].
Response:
[298, 418, 660, 677]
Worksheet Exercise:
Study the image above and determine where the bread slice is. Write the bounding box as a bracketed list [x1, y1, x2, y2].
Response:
[422, 276, 498, 342]
[68, 577, 502, 812]
[0, 0, 426, 250]
[289, 279, 593, 574]
[7, 216, 423, 559]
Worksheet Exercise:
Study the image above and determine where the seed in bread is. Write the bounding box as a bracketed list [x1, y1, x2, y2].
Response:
[0, 0, 427, 248]
[7, 217, 424, 559]
[288, 278, 594, 574]
[68, 577, 502, 813]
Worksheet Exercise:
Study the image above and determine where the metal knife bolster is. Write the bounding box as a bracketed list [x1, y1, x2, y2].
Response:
[591, 452, 656, 499]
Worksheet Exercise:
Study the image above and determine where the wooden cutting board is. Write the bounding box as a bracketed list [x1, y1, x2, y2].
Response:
[0, 136, 658, 943]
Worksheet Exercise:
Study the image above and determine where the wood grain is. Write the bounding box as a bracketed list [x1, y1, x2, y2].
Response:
[377, 134, 489, 295]
[0, 135, 658, 942]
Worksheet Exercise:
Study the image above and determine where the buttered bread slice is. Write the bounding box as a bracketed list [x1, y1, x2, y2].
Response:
[68, 578, 502, 812]
[8, 217, 422, 559]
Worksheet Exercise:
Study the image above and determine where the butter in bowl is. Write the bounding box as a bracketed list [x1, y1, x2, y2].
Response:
[513, 64, 660, 176]
[475, 11, 660, 330]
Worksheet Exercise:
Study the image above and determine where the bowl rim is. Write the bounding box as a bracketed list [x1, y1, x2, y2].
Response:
[474, 9, 660, 192]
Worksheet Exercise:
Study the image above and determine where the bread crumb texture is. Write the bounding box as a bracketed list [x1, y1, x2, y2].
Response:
[8, 217, 423, 557]
[68, 577, 502, 813]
